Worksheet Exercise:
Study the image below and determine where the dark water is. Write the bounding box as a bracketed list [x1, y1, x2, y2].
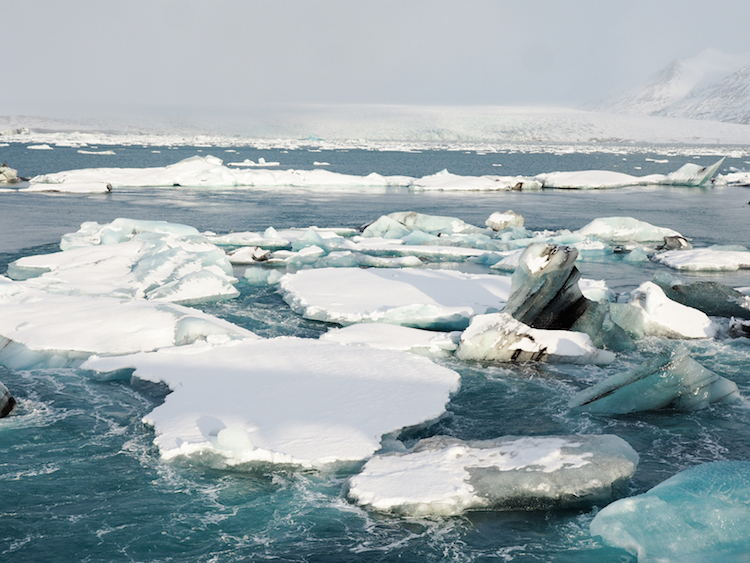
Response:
[1, 144, 750, 562]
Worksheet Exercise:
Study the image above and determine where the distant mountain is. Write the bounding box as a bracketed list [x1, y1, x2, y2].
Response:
[592, 48, 750, 124]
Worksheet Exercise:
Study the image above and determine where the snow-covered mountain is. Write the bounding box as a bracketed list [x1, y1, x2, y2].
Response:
[592, 48, 750, 123]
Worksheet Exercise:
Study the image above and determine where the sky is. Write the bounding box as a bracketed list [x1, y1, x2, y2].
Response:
[5, 0, 750, 124]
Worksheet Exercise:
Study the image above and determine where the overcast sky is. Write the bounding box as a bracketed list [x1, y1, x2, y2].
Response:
[5, 0, 750, 121]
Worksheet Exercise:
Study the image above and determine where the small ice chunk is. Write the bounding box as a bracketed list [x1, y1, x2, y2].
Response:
[610, 282, 717, 339]
[569, 346, 740, 414]
[486, 210, 524, 231]
[348, 434, 638, 516]
[456, 313, 614, 365]
[590, 461, 750, 561]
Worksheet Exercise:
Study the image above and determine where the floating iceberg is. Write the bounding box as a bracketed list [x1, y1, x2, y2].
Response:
[485, 210, 524, 231]
[82, 338, 460, 467]
[7, 219, 239, 305]
[569, 346, 740, 414]
[590, 461, 750, 562]
[652, 271, 750, 319]
[21, 181, 112, 194]
[0, 289, 256, 370]
[653, 247, 750, 271]
[279, 267, 512, 330]
[361, 211, 486, 238]
[347, 434, 639, 516]
[456, 313, 614, 365]
[320, 323, 461, 358]
[503, 243, 633, 351]
[610, 282, 717, 339]
[0, 381, 15, 418]
[409, 169, 540, 191]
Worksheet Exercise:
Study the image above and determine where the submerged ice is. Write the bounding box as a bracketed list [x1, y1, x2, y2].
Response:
[591, 461, 750, 562]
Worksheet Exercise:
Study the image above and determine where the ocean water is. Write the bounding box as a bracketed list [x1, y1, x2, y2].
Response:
[1, 144, 750, 562]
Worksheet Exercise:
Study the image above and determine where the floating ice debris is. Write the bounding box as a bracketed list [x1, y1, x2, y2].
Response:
[206, 226, 292, 250]
[485, 210, 524, 231]
[576, 216, 682, 243]
[590, 461, 750, 562]
[27, 144, 53, 150]
[0, 381, 16, 418]
[0, 164, 19, 184]
[21, 181, 112, 194]
[279, 267, 512, 330]
[7, 219, 239, 305]
[347, 434, 638, 516]
[456, 313, 615, 365]
[321, 323, 460, 358]
[226, 246, 270, 265]
[610, 281, 717, 339]
[652, 271, 750, 319]
[82, 338, 461, 467]
[653, 247, 750, 271]
[362, 211, 487, 238]
[569, 346, 740, 414]
[0, 289, 256, 370]
[504, 243, 633, 351]
[227, 157, 280, 167]
[77, 149, 116, 155]
[409, 169, 539, 191]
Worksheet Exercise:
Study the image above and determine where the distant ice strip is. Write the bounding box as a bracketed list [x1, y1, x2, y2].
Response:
[82, 338, 460, 467]
[18, 155, 730, 194]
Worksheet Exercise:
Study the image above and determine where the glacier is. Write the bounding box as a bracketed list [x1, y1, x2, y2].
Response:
[347, 434, 639, 516]
[590, 461, 750, 562]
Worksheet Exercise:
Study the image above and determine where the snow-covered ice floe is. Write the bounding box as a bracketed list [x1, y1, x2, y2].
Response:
[0, 288, 255, 370]
[590, 461, 750, 562]
[456, 313, 615, 365]
[347, 434, 639, 516]
[6, 218, 239, 305]
[653, 247, 750, 271]
[278, 268, 512, 330]
[82, 338, 460, 467]
[320, 323, 461, 358]
[576, 216, 682, 243]
[569, 346, 740, 414]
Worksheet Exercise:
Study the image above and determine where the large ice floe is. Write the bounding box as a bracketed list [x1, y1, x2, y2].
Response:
[18, 154, 729, 194]
[590, 461, 750, 562]
[6, 219, 239, 304]
[279, 268, 512, 330]
[346, 435, 639, 516]
[82, 338, 460, 467]
[569, 346, 740, 414]
[653, 247, 750, 271]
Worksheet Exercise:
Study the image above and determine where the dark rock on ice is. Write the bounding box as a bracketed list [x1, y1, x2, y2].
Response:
[0, 381, 16, 418]
[652, 271, 750, 320]
[504, 243, 634, 351]
[569, 345, 740, 414]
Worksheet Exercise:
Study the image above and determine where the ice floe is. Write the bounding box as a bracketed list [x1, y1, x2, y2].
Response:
[82, 338, 460, 467]
[653, 247, 750, 271]
[456, 313, 615, 365]
[7, 219, 239, 305]
[0, 289, 255, 370]
[652, 271, 750, 319]
[576, 216, 681, 243]
[320, 323, 460, 358]
[347, 434, 639, 516]
[591, 461, 750, 562]
[278, 268, 512, 330]
[0, 164, 19, 184]
[569, 346, 740, 414]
